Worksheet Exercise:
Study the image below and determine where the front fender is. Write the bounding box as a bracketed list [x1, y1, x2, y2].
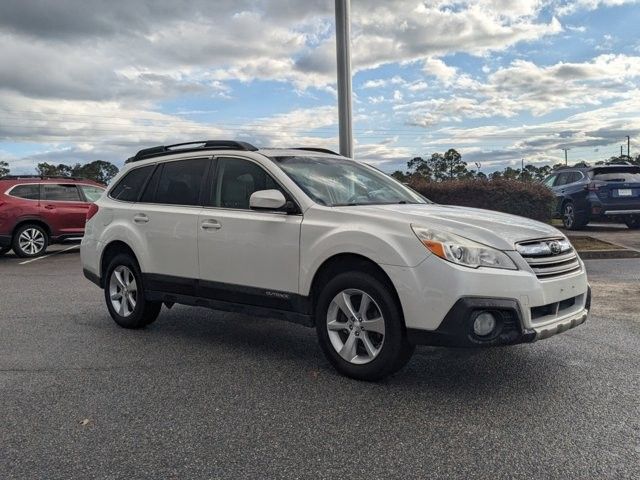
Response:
[299, 211, 429, 295]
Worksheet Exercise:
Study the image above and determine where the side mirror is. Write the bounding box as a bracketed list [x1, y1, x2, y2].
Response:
[249, 189, 287, 211]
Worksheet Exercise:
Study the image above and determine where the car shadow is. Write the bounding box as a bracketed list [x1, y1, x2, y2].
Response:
[140, 306, 574, 396]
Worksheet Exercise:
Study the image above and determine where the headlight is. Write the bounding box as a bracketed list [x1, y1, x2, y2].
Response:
[411, 225, 517, 270]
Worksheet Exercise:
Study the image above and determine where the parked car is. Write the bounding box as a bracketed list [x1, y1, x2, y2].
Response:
[81, 140, 590, 380]
[543, 165, 640, 230]
[0, 176, 105, 257]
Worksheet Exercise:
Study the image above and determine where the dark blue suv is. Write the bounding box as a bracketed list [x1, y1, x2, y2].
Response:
[543, 165, 640, 230]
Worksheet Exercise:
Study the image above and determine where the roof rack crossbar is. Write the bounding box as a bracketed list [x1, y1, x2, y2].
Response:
[126, 140, 258, 163]
[293, 147, 341, 156]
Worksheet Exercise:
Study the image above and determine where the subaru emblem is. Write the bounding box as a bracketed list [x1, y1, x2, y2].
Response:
[548, 241, 562, 255]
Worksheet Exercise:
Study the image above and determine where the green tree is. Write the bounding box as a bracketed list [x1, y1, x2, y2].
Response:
[0, 160, 9, 177]
[36, 162, 72, 177]
[72, 160, 119, 184]
[406, 156, 433, 180]
[501, 166, 521, 179]
[36, 160, 119, 184]
[391, 170, 408, 182]
[442, 148, 468, 180]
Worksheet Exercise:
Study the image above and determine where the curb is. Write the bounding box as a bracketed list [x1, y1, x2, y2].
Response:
[577, 249, 640, 260]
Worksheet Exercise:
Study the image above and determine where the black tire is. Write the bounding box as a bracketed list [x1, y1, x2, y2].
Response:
[562, 201, 587, 230]
[0, 247, 11, 256]
[315, 271, 414, 381]
[104, 253, 162, 329]
[625, 217, 640, 229]
[12, 224, 49, 258]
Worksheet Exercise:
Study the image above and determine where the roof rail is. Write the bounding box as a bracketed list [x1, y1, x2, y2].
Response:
[0, 175, 89, 181]
[126, 140, 258, 163]
[293, 147, 341, 156]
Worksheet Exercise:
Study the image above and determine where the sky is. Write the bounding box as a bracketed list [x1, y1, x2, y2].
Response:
[1, 0, 639, 174]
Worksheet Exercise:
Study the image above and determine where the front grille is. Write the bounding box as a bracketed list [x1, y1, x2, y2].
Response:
[516, 238, 581, 279]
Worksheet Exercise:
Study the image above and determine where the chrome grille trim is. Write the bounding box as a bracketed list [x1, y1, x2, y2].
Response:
[516, 238, 582, 279]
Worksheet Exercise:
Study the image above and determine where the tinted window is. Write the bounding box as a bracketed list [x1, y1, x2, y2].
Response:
[554, 172, 571, 186]
[9, 184, 40, 200]
[139, 165, 162, 203]
[592, 168, 640, 183]
[80, 185, 105, 202]
[155, 159, 209, 206]
[568, 172, 583, 183]
[110, 165, 154, 202]
[43, 184, 81, 201]
[215, 157, 283, 209]
[542, 175, 556, 187]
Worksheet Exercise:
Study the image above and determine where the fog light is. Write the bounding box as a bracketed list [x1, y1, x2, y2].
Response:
[473, 311, 497, 337]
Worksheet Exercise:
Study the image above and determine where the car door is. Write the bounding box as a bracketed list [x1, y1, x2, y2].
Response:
[551, 172, 571, 214]
[197, 156, 302, 309]
[40, 183, 89, 236]
[130, 159, 210, 289]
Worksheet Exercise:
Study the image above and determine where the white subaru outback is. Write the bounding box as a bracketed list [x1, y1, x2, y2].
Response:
[81, 140, 590, 380]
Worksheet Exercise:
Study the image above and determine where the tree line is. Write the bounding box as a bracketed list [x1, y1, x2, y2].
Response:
[0, 160, 119, 185]
[392, 149, 640, 183]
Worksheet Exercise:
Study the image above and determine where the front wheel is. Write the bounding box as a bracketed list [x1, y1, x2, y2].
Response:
[315, 271, 414, 381]
[104, 253, 162, 329]
[625, 217, 640, 229]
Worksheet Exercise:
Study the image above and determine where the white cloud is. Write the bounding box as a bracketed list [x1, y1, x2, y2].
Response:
[396, 54, 640, 127]
[556, 0, 639, 17]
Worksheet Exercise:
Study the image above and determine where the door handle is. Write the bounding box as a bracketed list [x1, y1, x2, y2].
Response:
[133, 213, 149, 224]
[44, 204, 55, 210]
[201, 219, 222, 230]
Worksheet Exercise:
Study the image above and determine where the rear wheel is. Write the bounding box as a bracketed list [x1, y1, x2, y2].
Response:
[562, 202, 587, 230]
[315, 271, 414, 381]
[12, 224, 49, 258]
[625, 217, 640, 229]
[104, 253, 162, 329]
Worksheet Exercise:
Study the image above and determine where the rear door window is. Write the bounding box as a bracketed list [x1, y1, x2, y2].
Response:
[155, 158, 209, 206]
[9, 184, 40, 200]
[110, 165, 154, 202]
[43, 184, 82, 201]
[568, 172, 583, 184]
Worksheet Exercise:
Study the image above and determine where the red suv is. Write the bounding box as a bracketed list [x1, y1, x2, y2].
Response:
[0, 176, 105, 258]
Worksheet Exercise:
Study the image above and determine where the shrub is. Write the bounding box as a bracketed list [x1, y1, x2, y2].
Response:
[408, 177, 555, 222]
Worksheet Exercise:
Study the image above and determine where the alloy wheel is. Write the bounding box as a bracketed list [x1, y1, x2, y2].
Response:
[326, 288, 386, 365]
[563, 204, 574, 228]
[109, 265, 138, 317]
[18, 228, 46, 256]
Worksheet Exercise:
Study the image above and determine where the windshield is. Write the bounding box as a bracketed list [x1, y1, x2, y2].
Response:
[271, 156, 428, 207]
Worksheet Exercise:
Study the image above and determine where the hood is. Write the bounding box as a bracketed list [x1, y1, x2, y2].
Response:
[353, 204, 563, 250]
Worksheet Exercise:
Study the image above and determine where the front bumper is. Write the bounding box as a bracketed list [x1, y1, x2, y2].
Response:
[407, 287, 590, 347]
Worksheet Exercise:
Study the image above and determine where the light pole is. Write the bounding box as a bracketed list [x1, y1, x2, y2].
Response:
[335, 0, 353, 158]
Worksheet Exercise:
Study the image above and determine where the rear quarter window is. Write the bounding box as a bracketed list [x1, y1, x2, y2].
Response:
[8, 184, 40, 200]
[109, 165, 155, 202]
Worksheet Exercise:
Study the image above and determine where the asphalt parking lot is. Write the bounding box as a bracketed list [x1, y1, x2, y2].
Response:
[1, 246, 639, 479]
